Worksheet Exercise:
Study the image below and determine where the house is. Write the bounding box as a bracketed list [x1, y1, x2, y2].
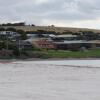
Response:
[89, 40, 100, 49]
[27, 33, 54, 39]
[53, 40, 100, 50]
[32, 39, 55, 50]
[50, 34, 79, 42]
[0, 31, 20, 40]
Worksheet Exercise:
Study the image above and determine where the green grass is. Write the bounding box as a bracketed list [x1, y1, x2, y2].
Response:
[1, 49, 100, 59]
[39, 49, 100, 58]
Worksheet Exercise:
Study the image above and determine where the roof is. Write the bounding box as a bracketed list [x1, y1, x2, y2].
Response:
[53, 40, 100, 44]
[56, 35, 77, 38]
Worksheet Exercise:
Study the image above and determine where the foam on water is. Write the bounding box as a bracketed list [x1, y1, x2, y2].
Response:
[13, 60, 100, 68]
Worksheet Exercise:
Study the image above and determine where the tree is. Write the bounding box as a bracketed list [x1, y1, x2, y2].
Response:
[79, 31, 98, 40]
[17, 30, 27, 40]
[31, 24, 35, 26]
[0, 27, 5, 31]
[1, 22, 25, 26]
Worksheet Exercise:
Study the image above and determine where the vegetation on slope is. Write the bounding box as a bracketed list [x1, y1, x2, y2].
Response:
[36, 49, 100, 59]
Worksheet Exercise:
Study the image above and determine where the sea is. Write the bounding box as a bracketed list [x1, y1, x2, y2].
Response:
[0, 60, 100, 100]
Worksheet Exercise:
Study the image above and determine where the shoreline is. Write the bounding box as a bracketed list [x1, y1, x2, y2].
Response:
[0, 57, 100, 63]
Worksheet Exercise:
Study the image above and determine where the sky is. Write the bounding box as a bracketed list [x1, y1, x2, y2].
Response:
[0, 0, 100, 29]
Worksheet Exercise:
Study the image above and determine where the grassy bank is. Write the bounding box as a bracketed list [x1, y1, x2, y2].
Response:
[38, 49, 100, 58]
[1, 49, 100, 59]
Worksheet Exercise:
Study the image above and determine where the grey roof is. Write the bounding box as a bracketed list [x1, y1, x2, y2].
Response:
[53, 40, 100, 44]
[56, 35, 77, 38]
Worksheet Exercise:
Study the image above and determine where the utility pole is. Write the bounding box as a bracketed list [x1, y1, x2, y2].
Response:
[5, 31, 9, 57]
[18, 39, 21, 57]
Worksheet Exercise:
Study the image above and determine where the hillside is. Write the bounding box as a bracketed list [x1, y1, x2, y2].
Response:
[1, 26, 100, 33]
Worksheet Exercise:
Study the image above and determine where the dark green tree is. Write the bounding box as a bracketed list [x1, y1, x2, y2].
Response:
[17, 30, 27, 40]
[0, 27, 5, 31]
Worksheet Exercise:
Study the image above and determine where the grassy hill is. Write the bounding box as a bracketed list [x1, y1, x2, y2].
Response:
[1, 26, 100, 33]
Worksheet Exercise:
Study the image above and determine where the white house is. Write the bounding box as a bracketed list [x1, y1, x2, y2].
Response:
[0, 31, 20, 39]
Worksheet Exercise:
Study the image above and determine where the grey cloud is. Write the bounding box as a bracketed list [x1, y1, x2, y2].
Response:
[0, 0, 100, 27]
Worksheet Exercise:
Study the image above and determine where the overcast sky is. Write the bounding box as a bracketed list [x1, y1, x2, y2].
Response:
[0, 0, 100, 29]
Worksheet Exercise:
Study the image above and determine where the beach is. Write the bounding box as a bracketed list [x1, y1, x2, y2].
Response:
[0, 60, 100, 100]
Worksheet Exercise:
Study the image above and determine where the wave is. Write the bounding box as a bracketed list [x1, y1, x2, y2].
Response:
[53, 64, 100, 69]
